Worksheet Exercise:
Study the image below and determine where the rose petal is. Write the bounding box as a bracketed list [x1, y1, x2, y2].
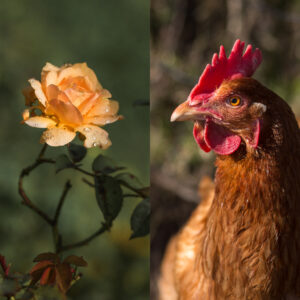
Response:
[46, 85, 68, 103]
[99, 88, 112, 99]
[86, 99, 119, 117]
[64, 87, 94, 108]
[24, 116, 57, 128]
[76, 125, 111, 149]
[57, 63, 102, 91]
[46, 84, 58, 101]
[43, 62, 60, 73]
[59, 76, 91, 92]
[77, 94, 100, 116]
[29, 79, 47, 106]
[44, 71, 58, 89]
[41, 63, 59, 86]
[41, 127, 76, 146]
[84, 115, 120, 126]
[46, 98, 83, 125]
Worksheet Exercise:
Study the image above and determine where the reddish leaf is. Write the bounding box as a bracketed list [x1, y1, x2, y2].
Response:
[33, 252, 59, 263]
[63, 255, 88, 267]
[30, 261, 53, 274]
[30, 270, 45, 286]
[30, 261, 53, 286]
[55, 263, 72, 294]
[39, 267, 52, 285]
[48, 268, 56, 285]
[0, 254, 10, 276]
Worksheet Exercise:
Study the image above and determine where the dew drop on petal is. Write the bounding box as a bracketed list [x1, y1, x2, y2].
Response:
[105, 108, 109, 113]
[93, 142, 98, 147]
[84, 127, 90, 132]
[105, 120, 111, 124]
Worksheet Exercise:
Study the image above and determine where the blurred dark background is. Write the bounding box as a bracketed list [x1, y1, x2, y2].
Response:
[0, 0, 149, 299]
[150, 0, 300, 298]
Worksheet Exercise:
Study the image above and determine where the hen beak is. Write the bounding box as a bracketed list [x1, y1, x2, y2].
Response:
[170, 100, 199, 122]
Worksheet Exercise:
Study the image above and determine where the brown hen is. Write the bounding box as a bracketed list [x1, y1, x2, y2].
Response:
[159, 40, 300, 300]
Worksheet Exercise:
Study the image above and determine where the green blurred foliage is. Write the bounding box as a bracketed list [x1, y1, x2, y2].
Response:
[0, 0, 149, 299]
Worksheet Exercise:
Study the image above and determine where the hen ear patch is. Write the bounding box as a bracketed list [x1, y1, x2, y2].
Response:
[252, 102, 267, 116]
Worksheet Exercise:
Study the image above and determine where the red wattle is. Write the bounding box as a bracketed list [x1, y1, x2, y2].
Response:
[204, 119, 241, 155]
[193, 123, 211, 152]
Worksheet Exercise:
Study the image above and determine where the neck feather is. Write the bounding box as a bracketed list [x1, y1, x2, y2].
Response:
[199, 107, 300, 299]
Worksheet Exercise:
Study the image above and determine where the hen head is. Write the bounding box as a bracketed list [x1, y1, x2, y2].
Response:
[171, 40, 268, 155]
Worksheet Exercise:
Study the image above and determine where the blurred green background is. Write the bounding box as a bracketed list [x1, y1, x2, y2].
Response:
[0, 0, 149, 299]
[151, 0, 300, 298]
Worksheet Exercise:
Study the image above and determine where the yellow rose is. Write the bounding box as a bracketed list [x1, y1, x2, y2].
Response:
[22, 62, 121, 148]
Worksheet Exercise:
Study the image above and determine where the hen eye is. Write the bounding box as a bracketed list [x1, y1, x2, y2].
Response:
[228, 96, 241, 106]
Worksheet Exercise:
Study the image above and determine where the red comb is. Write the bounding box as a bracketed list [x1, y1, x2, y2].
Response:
[188, 40, 262, 105]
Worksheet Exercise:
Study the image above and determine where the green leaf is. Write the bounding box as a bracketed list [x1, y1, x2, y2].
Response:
[130, 198, 150, 239]
[11, 273, 31, 285]
[63, 255, 87, 267]
[0, 277, 19, 297]
[92, 154, 124, 174]
[33, 286, 62, 299]
[68, 143, 87, 163]
[16, 289, 34, 300]
[94, 175, 123, 222]
[55, 154, 73, 173]
[116, 172, 144, 189]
